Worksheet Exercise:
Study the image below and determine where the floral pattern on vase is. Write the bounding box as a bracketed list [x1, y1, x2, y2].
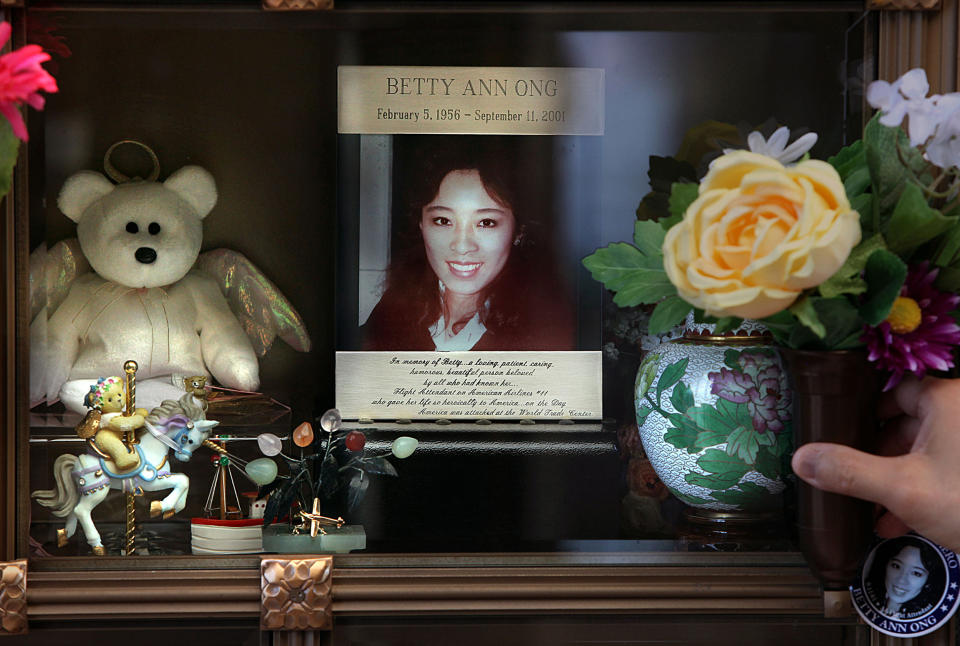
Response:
[635, 338, 793, 511]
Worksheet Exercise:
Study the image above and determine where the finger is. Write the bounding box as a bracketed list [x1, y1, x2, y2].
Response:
[876, 415, 922, 456]
[791, 443, 907, 506]
[876, 511, 911, 538]
[878, 376, 924, 419]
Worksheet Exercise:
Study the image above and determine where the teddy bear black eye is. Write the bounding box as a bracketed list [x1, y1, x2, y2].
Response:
[126, 222, 139, 234]
[148, 222, 161, 235]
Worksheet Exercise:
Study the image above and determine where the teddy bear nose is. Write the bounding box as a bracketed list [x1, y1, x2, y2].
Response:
[135, 247, 157, 264]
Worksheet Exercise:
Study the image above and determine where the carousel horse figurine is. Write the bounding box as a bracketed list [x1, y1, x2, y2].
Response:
[31, 393, 217, 555]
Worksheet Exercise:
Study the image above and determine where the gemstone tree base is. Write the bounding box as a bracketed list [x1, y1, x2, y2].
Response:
[261, 524, 366, 554]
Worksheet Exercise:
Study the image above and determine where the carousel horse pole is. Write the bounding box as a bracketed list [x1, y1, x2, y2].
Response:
[123, 360, 138, 556]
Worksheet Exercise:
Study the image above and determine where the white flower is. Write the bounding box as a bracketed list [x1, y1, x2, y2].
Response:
[724, 126, 817, 165]
[925, 106, 960, 169]
[864, 68, 960, 149]
[867, 68, 931, 133]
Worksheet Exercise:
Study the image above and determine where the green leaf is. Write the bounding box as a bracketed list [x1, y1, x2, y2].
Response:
[760, 309, 797, 345]
[773, 432, 793, 458]
[756, 430, 775, 447]
[633, 219, 667, 258]
[737, 481, 770, 496]
[789, 297, 826, 339]
[649, 155, 698, 193]
[785, 297, 865, 350]
[723, 349, 742, 372]
[668, 182, 699, 222]
[843, 166, 872, 200]
[886, 183, 957, 255]
[656, 358, 688, 402]
[710, 485, 777, 508]
[726, 426, 761, 464]
[361, 456, 398, 477]
[687, 404, 738, 433]
[635, 404, 654, 427]
[818, 233, 886, 299]
[670, 381, 695, 414]
[861, 249, 908, 326]
[663, 422, 698, 452]
[320, 453, 340, 498]
[715, 397, 748, 428]
[685, 471, 746, 490]
[666, 487, 711, 506]
[937, 266, 960, 293]
[649, 296, 693, 334]
[711, 317, 741, 334]
[697, 447, 750, 477]
[346, 471, 370, 512]
[0, 118, 19, 201]
[683, 471, 743, 489]
[851, 193, 876, 233]
[864, 114, 929, 215]
[754, 447, 781, 480]
[582, 243, 676, 307]
[828, 139, 865, 179]
[638, 155, 699, 228]
[635, 353, 661, 399]
[933, 219, 960, 269]
[693, 429, 731, 449]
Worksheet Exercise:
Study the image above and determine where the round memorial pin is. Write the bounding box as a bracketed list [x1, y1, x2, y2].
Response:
[850, 534, 960, 638]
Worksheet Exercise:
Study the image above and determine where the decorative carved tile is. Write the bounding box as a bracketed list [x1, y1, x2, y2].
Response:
[260, 557, 333, 631]
[0, 560, 27, 635]
[262, 0, 334, 10]
[868, 0, 941, 8]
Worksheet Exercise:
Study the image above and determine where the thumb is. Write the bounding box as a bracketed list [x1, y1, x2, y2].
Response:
[791, 442, 904, 507]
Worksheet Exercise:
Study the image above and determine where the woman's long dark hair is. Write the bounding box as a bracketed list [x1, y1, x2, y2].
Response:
[865, 536, 945, 619]
[363, 136, 574, 350]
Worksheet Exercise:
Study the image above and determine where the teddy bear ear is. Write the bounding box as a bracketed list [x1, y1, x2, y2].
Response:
[57, 171, 115, 223]
[164, 165, 218, 219]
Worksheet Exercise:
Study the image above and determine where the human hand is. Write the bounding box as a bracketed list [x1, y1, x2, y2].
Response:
[791, 376, 960, 553]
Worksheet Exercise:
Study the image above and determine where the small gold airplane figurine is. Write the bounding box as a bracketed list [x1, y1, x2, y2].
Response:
[299, 498, 344, 537]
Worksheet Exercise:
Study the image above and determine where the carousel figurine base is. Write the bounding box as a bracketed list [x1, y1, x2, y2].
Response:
[262, 524, 367, 554]
[678, 507, 787, 549]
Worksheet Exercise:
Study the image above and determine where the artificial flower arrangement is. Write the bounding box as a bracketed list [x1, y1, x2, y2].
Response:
[584, 68, 960, 391]
[0, 21, 57, 190]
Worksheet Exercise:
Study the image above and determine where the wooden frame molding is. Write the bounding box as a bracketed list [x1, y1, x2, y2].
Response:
[330, 564, 824, 616]
[878, 0, 959, 94]
[262, 0, 333, 10]
[22, 559, 824, 622]
[0, 560, 27, 635]
[870, 0, 941, 9]
[261, 557, 334, 631]
[27, 569, 260, 620]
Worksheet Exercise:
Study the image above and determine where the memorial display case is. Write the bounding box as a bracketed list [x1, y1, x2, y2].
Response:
[1, 1, 957, 643]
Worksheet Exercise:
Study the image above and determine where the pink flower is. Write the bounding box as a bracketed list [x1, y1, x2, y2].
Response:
[864, 263, 960, 391]
[0, 22, 57, 141]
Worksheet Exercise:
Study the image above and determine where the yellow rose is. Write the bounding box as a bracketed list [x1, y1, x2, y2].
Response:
[662, 150, 861, 319]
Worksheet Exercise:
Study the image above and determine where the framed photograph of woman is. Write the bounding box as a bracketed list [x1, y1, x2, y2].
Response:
[335, 133, 603, 420]
[354, 134, 582, 352]
[335, 66, 605, 421]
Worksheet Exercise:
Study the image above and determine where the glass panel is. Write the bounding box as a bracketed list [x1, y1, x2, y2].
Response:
[22, 3, 870, 564]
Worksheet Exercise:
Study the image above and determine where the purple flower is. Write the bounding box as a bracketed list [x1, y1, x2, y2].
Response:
[709, 352, 791, 433]
[864, 263, 960, 391]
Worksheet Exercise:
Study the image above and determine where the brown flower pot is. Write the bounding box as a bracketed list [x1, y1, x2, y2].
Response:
[780, 349, 879, 590]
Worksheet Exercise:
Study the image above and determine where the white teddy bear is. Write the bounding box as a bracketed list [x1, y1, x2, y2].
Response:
[33, 160, 309, 414]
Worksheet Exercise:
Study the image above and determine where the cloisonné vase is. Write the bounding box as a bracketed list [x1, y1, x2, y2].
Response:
[635, 315, 793, 514]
